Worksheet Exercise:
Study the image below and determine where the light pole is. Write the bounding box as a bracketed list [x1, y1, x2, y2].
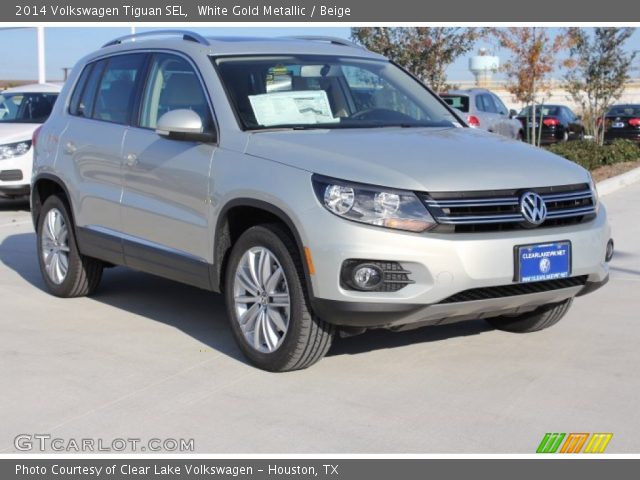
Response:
[37, 27, 45, 84]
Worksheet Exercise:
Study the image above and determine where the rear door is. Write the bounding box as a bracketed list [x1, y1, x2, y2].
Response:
[58, 53, 147, 264]
[120, 52, 217, 288]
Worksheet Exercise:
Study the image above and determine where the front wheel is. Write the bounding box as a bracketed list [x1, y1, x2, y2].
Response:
[485, 298, 573, 333]
[224, 224, 334, 371]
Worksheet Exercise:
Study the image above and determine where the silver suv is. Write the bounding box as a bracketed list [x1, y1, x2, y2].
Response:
[31, 31, 612, 371]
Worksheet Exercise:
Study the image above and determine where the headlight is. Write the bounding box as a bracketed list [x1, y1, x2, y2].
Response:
[313, 175, 436, 232]
[0, 140, 32, 160]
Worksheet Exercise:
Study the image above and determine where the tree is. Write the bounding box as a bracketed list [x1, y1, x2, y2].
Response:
[350, 27, 486, 93]
[564, 28, 637, 145]
[493, 28, 570, 145]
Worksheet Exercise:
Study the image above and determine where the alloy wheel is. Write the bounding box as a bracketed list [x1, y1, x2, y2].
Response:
[233, 247, 291, 353]
[41, 208, 70, 285]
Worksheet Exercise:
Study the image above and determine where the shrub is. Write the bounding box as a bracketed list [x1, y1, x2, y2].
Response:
[546, 139, 639, 170]
[546, 140, 601, 170]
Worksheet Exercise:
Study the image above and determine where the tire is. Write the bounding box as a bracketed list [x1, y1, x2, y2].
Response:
[224, 224, 334, 372]
[485, 298, 573, 333]
[562, 130, 569, 142]
[36, 195, 103, 297]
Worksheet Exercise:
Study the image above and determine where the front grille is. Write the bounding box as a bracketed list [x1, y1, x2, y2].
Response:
[437, 276, 588, 304]
[421, 183, 596, 233]
[0, 170, 23, 182]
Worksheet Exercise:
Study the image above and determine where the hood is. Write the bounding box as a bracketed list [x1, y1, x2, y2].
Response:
[245, 127, 590, 192]
[0, 123, 39, 144]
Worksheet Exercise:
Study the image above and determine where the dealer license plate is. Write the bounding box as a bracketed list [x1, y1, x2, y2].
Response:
[516, 241, 571, 283]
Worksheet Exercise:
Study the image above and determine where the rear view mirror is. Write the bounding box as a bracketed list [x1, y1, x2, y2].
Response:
[156, 109, 215, 143]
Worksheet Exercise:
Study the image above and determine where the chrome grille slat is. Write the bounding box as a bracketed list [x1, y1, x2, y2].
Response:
[425, 197, 519, 207]
[422, 184, 595, 233]
[437, 214, 524, 225]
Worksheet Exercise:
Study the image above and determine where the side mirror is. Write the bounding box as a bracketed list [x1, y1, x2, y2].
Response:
[156, 109, 216, 143]
[576, 115, 582, 121]
[509, 109, 518, 119]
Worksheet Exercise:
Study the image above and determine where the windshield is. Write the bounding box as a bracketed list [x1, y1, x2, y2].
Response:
[214, 55, 460, 130]
[0, 92, 58, 123]
[518, 106, 560, 117]
[440, 94, 469, 113]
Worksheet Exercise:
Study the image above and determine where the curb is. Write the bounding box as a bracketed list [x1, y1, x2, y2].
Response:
[597, 166, 640, 197]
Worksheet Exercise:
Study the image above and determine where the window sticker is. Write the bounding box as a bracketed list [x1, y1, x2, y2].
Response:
[249, 90, 338, 127]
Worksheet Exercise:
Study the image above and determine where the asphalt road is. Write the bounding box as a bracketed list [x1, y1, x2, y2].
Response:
[0, 182, 638, 454]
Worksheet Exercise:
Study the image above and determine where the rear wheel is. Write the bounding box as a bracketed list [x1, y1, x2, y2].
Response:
[36, 195, 103, 297]
[486, 298, 573, 333]
[224, 224, 334, 371]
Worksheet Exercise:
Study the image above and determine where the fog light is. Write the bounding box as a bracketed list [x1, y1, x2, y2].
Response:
[352, 265, 383, 290]
[605, 239, 614, 262]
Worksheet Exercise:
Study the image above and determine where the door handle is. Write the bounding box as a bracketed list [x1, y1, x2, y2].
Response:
[124, 153, 138, 167]
[63, 141, 77, 154]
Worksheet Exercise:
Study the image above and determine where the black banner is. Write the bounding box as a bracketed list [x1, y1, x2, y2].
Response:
[5, 0, 640, 22]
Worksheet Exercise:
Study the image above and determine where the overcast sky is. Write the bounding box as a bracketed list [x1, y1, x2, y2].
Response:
[1, 26, 638, 82]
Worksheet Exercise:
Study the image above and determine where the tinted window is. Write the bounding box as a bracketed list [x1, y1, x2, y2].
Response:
[71, 60, 106, 118]
[607, 105, 640, 117]
[93, 54, 146, 125]
[519, 106, 561, 117]
[0, 92, 58, 123]
[69, 64, 93, 116]
[140, 53, 212, 130]
[440, 95, 469, 113]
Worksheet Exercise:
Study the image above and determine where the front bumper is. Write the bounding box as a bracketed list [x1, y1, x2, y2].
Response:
[304, 204, 611, 328]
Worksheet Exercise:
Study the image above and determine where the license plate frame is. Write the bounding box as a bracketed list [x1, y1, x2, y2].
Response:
[514, 241, 572, 283]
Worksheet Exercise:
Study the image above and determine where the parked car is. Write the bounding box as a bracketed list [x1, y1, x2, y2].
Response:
[0, 83, 61, 198]
[31, 31, 611, 371]
[516, 105, 584, 144]
[603, 104, 640, 144]
[440, 88, 523, 140]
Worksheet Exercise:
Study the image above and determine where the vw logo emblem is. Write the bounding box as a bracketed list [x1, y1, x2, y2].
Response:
[539, 257, 551, 273]
[520, 191, 547, 226]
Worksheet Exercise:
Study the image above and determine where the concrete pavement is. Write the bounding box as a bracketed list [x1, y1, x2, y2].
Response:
[0, 182, 638, 453]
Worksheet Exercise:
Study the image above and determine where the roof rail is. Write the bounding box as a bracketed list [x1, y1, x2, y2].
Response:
[284, 36, 365, 50]
[102, 30, 210, 48]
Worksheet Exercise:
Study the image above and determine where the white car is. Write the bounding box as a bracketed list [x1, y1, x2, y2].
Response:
[0, 83, 61, 198]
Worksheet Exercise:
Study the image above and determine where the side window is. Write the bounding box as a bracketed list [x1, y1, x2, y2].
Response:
[481, 94, 498, 113]
[492, 94, 508, 115]
[475, 95, 485, 112]
[93, 54, 146, 125]
[70, 60, 105, 118]
[139, 53, 212, 130]
[69, 64, 93, 115]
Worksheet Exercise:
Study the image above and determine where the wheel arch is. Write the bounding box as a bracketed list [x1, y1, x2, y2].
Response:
[211, 198, 312, 295]
[31, 174, 75, 230]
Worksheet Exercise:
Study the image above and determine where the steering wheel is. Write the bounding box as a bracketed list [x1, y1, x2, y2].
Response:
[350, 108, 415, 123]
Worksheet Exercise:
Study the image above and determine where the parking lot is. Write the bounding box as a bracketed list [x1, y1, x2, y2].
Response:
[0, 180, 638, 454]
